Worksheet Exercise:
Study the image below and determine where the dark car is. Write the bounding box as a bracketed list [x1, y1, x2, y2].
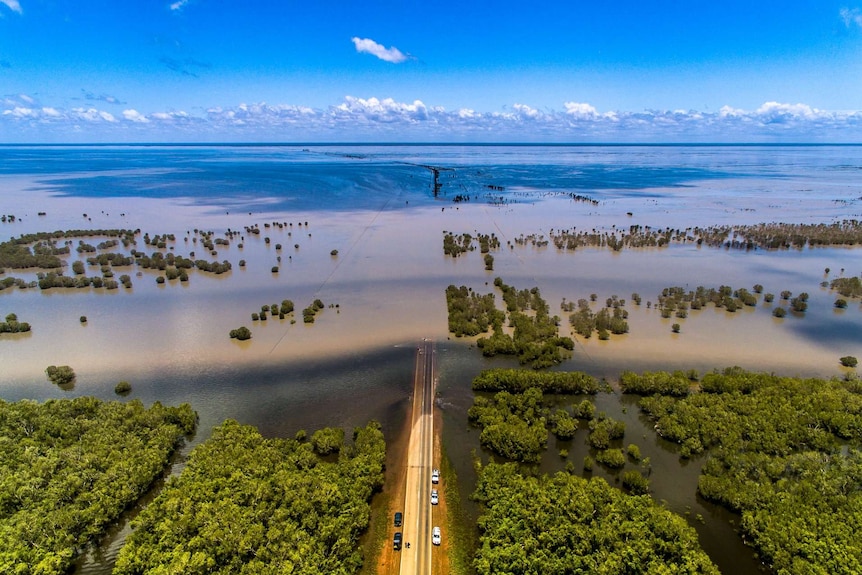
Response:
[394, 512, 403, 527]
[393, 531, 403, 550]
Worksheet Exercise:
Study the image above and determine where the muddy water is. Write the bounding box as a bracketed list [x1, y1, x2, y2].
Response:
[1, 145, 861, 573]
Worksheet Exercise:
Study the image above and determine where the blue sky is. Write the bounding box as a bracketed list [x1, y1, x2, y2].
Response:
[2, 1, 862, 142]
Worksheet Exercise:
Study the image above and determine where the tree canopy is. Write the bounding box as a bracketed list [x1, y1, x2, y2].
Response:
[472, 463, 719, 575]
[114, 420, 386, 575]
[0, 397, 196, 575]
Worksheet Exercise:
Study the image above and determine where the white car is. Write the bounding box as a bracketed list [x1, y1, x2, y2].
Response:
[430, 489, 438, 505]
[431, 469, 440, 484]
[432, 526, 441, 546]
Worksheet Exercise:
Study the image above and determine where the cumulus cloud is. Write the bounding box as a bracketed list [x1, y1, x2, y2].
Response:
[840, 7, 862, 28]
[123, 109, 149, 123]
[0, 0, 22, 15]
[2, 97, 862, 142]
[169, 0, 190, 11]
[72, 107, 116, 122]
[564, 102, 598, 117]
[335, 96, 430, 122]
[351, 37, 409, 63]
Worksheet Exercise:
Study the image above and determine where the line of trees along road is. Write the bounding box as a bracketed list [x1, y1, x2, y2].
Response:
[114, 420, 386, 575]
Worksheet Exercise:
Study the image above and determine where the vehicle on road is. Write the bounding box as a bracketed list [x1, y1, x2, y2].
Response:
[430, 489, 438, 505]
[394, 512, 402, 527]
[431, 469, 440, 484]
[432, 526, 441, 546]
[393, 532, 402, 550]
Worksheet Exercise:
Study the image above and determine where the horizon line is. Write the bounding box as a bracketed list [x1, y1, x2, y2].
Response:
[2, 142, 862, 148]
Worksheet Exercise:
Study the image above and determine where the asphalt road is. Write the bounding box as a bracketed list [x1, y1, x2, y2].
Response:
[398, 339, 435, 575]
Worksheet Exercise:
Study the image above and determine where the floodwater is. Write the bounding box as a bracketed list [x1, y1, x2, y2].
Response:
[1, 144, 861, 574]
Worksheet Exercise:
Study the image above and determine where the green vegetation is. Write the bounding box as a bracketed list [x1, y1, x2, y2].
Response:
[470, 278, 573, 368]
[0, 229, 137, 270]
[594, 447, 626, 468]
[114, 380, 132, 395]
[311, 427, 345, 454]
[445, 285, 502, 337]
[621, 470, 650, 494]
[443, 232, 474, 256]
[114, 420, 385, 575]
[45, 365, 75, 386]
[472, 463, 718, 574]
[468, 387, 549, 462]
[229, 326, 252, 341]
[0, 397, 195, 574]
[469, 370, 600, 462]
[587, 416, 625, 450]
[518, 219, 862, 252]
[483, 253, 494, 270]
[0, 312, 31, 334]
[567, 296, 629, 339]
[620, 370, 692, 396]
[472, 368, 599, 394]
[840, 355, 858, 367]
[302, 299, 325, 323]
[831, 275, 862, 298]
[630, 368, 862, 573]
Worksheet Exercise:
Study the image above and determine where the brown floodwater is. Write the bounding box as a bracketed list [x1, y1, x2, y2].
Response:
[0, 160, 860, 574]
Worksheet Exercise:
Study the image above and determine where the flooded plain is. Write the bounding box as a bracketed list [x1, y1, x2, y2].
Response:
[1, 144, 862, 573]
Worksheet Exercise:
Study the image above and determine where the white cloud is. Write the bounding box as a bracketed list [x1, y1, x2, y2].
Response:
[72, 107, 116, 122]
[0, 0, 22, 15]
[755, 101, 822, 123]
[511, 103, 541, 119]
[840, 7, 862, 28]
[169, 0, 190, 11]
[3, 97, 862, 142]
[3, 106, 34, 118]
[123, 109, 150, 123]
[564, 102, 598, 118]
[335, 96, 429, 122]
[351, 37, 409, 63]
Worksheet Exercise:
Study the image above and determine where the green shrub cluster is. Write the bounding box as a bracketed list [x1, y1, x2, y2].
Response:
[468, 388, 549, 463]
[472, 279, 574, 369]
[0, 312, 31, 334]
[472, 368, 599, 394]
[620, 370, 692, 396]
[445, 284, 503, 337]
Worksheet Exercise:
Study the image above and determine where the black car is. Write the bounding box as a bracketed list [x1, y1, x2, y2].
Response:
[394, 512, 403, 527]
[393, 531, 403, 550]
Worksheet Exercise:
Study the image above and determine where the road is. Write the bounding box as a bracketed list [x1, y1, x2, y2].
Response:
[399, 339, 436, 575]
